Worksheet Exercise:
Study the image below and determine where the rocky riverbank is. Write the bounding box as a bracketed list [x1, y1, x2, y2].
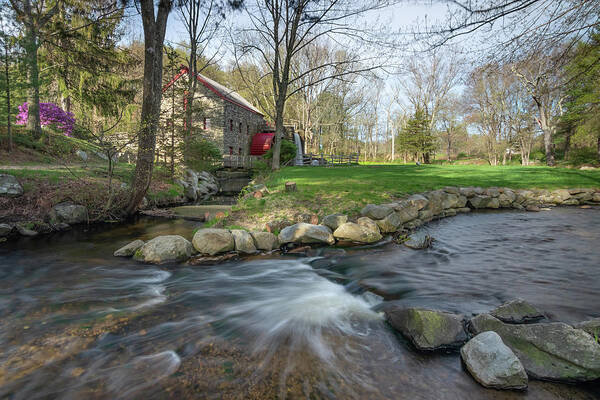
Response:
[112, 185, 600, 265]
[0, 169, 220, 242]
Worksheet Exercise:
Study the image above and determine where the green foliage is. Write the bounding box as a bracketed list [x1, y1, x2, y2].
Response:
[263, 139, 297, 164]
[398, 107, 436, 162]
[183, 137, 222, 172]
[560, 29, 600, 161]
[565, 148, 598, 165]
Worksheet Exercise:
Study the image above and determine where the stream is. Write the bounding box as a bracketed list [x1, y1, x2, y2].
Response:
[1, 208, 599, 399]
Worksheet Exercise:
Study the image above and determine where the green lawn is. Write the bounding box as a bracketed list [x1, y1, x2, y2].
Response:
[231, 164, 600, 227]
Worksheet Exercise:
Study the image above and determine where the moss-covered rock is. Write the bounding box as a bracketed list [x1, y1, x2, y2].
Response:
[468, 314, 600, 382]
[490, 299, 545, 324]
[385, 307, 467, 351]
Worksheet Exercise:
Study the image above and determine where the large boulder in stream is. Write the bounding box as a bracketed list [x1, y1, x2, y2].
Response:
[47, 202, 88, 225]
[114, 239, 145, 257]
[231, 229, 257, 254]
[192, 228, 235, 255]
[385, 306, 467, 351]
[461, 331, 528, 390]
[0, 174, 24, 197]
[333, 222, 382, 243]
[277, 223, 334, 245]
[468, 313, 600, 382]
[133, 235, 192, 264]
[250, 231, 279, 251]
[490, 299, 545, 323]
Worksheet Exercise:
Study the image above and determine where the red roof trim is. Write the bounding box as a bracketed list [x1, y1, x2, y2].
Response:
[162, 66, 263, 116]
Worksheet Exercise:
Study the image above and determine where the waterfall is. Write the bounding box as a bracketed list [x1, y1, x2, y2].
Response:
[293, 132, 303, 166]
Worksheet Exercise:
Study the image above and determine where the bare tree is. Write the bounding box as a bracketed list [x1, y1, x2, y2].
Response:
[234, 0, 391, 169]
[512, 54, 566, 166]
[126, 0, 172, 214]
[178, 0, 227, 158]
[423, 0, 599, 62]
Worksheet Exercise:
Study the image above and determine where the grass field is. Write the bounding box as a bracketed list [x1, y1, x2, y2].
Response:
[228, 164, 600, 229]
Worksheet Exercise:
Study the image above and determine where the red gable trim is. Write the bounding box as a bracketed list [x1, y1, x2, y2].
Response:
[162, 66, 263, 116]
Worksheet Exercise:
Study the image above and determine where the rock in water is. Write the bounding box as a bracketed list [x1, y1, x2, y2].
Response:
[403, 234, 434, 249]
[0, 223, 13, 237]
[333, 222, 382, 243]
[574, 318, 600, 338]
[385, 307, 467, 351]
[461, 331, 528, 390]
[250, 231, 279, 251]
[468, 314, 600, 382]
[114, 240, 145, 257]
[47, 202, 88, 225]
[192, 228, 235, 255]
[133, 235, 192, 264]
[491, 299, 545, 323]
[277, 223, 334, 245]
[0, 174, 24, 197]
[231, 229, 257, 254]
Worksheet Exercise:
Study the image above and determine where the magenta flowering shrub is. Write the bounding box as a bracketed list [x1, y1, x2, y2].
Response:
[16, 102, 76, 136]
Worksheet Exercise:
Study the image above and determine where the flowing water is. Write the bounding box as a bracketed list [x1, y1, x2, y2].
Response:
[1, 209, 599, 399]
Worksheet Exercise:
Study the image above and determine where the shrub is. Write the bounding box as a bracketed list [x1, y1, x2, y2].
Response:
[567, 147, 598, 165]
[262, 139, 297, 164]
[183, 137, 221, 171]
[16, 102, 75, 136]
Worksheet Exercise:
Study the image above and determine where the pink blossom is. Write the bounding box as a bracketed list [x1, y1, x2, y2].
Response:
[16, 102, 76, 136]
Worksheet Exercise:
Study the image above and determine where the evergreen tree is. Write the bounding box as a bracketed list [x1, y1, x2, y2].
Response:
[399, 107, 436, 163]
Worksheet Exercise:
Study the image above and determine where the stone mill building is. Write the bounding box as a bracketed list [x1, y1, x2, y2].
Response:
[161, 66, 270, 161]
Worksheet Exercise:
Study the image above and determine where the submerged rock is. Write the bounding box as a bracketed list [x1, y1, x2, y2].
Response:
[114, 239, 145, 257]
[134, 235, 192, 264]
[490, 299, 545, 323]
[192, 228, 235, 255]
[231, 229, 257, 254]
[385, 306, 467, 351]
[0, 174, 23, 197]
[322, 213, 348, 230]
[277, 223, 334, 245]
[250, 231, 279, 251]
[47, 202, 88, 225]
[333, 222, 382, 243]
[403, 234, 434, 250]
[461, 331, 528, 390]
[468, 314, 600, 382]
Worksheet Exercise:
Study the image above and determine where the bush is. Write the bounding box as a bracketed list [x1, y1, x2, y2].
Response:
[183, 137, 221, 172]
[262, 139, 297, 164]
[456, 152, 468, 159]
[567, 147, 598, 165]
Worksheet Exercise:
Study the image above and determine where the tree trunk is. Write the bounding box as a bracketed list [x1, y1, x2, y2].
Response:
[271, 93, 286, 170]
[126, 0, 171, 215]
[563, 131, 571, 160]
[536, 104, 555, 166]
[597, 136, 600, 163]
[4, 39, 11, 152]
[24, 27, 41, 139]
